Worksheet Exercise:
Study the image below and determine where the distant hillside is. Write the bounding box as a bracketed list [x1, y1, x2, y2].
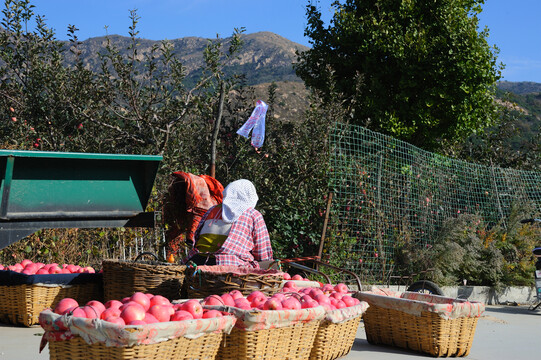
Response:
[65, 31, 308, 86]
[63, 31, 541, 137]
[497, 81, 541, 95]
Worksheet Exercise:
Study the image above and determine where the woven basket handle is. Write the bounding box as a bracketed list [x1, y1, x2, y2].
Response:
[133, 252, 159, 263]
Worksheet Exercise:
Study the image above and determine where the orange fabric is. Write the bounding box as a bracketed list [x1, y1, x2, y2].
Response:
[169, 171, 224, 243]
[200, 174, 224, 204]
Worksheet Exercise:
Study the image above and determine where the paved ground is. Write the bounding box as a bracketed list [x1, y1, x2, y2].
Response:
[0, 305, 539, 359]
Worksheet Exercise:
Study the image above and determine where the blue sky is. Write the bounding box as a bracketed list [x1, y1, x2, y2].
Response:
[28, 0, 541, 83]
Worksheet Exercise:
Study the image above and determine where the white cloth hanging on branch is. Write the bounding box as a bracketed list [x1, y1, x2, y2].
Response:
[237, 100, 268, 148]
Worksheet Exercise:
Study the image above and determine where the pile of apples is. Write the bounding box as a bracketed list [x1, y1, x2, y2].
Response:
[53, 292, 221, 326]
[202, 282, 361, 311]
[0, 259, 96, 275]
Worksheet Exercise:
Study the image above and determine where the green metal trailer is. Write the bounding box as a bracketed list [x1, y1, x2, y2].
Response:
[0, 149, 162, 249]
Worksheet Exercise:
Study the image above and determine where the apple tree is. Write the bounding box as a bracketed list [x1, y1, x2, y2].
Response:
[295, 0, 503, 151]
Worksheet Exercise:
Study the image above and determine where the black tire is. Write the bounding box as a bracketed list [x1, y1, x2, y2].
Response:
[407, 280, 444, 296]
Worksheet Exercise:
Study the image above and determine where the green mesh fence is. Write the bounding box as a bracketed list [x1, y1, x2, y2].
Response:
[327, 122, 541, 283]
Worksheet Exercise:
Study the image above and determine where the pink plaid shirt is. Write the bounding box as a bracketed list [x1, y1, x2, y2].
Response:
[186, 206, 272, 268]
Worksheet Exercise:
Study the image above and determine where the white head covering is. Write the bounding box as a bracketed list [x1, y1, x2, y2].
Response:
[221, 179, 259, 223]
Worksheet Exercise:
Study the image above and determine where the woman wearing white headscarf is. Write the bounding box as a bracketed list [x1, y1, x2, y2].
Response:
[185, 179, 273, 268]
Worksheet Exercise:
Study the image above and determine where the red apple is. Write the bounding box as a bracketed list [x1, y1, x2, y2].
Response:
[282, 273, 291, 280]
[128, 320, 146, 326]
[104, 316, 126, 326]
[54, 298, 79, 315]
[20, 259, 32, 267]
[171, 310, 193, 321]
[229, 290, 244, 300]
[220, 293, 236, 306]
[105, 300, 123, 310]
[180, 299, 203, 319]
[101, 307, 121, 320]
[119, 301, 144, 312]
[148, 305, 171, 322]
[334, 283, 349, 294]
[302, 299, 319, 309]
[68, 307, 87, 318]
[130, 292, 151, 311]
[234, 298, 251, 310]
[48, 266, 62, 274]
[203, 294, 225, 306]
[120, 304, 146, 324]
[82, 266, 95, 273]
[330, 292, 344, 300]
[309, 288, 324, 298]
[341, 295, 356, 307]
[263, 298, 283, 310]
[36, 268, 49, 274]
[203, 309, 223, 318]
[322, 284, 335, 293]
[315, 294, 331, 307]
[291, 274, 303, 281]
[82, 305, 100, 319]
[150, 295, 171, 308]
[271, 293, 286, 302]
[247, 291, 267, 308]
[143, 312, 160, 324]
[281, 297, 301, 310]
[86, 300, 106, 316]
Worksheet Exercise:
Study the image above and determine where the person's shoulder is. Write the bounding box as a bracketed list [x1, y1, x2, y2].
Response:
[243, 207, 263, 217]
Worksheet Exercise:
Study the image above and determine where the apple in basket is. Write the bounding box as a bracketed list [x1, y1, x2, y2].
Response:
[180, 299, 203, 319]
[120, 304, 146, 324]
[281, 297, 301, 310]
[203, 309, 223, 318]
[220, 293, 236, 306]
[148, 305, 171, 322]
[234, 297, 252, 310]
[282, 272, 291, 280]
[85, 300, 106, 317]
[130, 292, 151, 311]
[229, 290, 244, 300]
[246, 291, 267, 308]
[203, 295, 225, 306]
[263, 297, 283, 310]
[82, 305, 101, 319]
[65, 307, 87, 318]
[105, 317, 126, 326]
[105, 299, 123, 310]
[143, 313, 160, 324]
[171, 310, 193, 321]
[334, 283, 349, 294]
[101, 307, 121, 320]
[282, 281, 298, 292]
[341, 295, 359, 307]
[54, 298, 79, 315]
[149, 295, 171, 308]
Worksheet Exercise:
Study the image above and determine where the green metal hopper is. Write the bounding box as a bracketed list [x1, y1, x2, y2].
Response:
[0, 149, 162, 249]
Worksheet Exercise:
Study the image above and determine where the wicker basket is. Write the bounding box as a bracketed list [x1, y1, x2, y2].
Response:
[49, 331, 222, 360]
[184, 265, 285, 298]
[356, 289, 485, 357]
[0, 273, 102, 327]
[102, 258, 186, 301]
[218, 320, 320, 360]
[40, 309, 236, 360]
[204, 305, 326, 360]
[309, 302, 369, 360]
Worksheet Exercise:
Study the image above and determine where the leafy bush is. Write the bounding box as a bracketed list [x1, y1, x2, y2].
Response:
[395, 205, 540, 288]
